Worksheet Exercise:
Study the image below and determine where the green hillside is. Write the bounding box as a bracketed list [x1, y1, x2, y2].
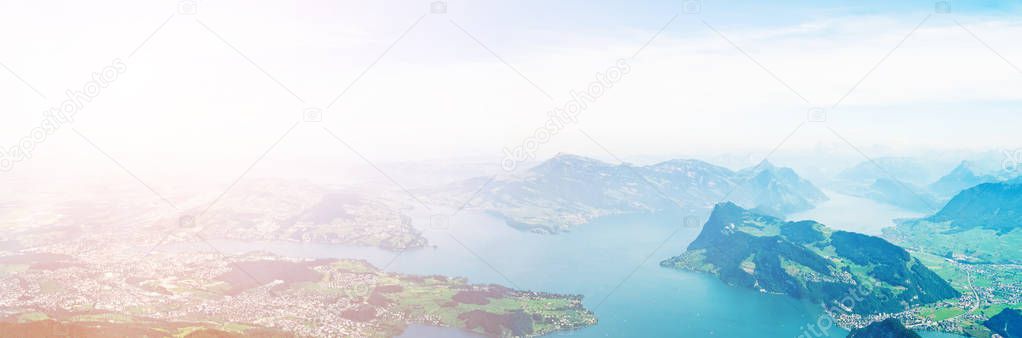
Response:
[661, 203, 959, 315]
[884, 182, 1022, 264]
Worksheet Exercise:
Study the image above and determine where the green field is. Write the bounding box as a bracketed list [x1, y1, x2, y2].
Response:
[906, 251, 1022, 337]
[885, 220, 1022, 264]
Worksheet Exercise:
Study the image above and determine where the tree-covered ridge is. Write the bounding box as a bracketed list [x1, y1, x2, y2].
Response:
[884, 181, 1022, 264]
[846, 318, 921, 338]
[927, 182, 1022, 235]
[662, 203, 960, 315]
[984, 308, 1022, 338]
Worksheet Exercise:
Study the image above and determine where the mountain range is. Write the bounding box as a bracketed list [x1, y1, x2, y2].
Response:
[831, 158, 944, 213]
[884, 180, 1022, 263]
[441, 154, 827, 233]
[832, 158, 1019, 213]
[929, 161, 1017, 198]
[661, 203, 959, 315]
[836, 157, 947, 187]
[864, 178, 941, 213]
[927, 180, 1022, 234]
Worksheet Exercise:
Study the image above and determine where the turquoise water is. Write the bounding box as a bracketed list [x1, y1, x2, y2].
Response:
[193, 210, 964, 337]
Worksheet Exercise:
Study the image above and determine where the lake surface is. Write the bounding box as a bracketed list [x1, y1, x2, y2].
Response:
[187, 206, 962, 338]
[789, 190, 927, 235]
[169, 185, 972, 338]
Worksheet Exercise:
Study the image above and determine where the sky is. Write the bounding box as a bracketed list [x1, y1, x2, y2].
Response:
[2, 0, 1022, 183]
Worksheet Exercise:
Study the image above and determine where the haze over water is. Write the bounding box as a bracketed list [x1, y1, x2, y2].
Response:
[789, 190, 928, 236]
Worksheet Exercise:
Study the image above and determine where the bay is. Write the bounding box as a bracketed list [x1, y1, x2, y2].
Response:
[185, 197, 961, 337]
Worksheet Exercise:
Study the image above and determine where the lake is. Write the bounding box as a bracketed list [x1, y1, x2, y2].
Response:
[188, 206, 964, 338]
[788, 190, 927, 235]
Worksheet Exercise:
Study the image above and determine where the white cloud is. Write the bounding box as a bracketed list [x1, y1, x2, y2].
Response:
[1, 1, 1020, 181]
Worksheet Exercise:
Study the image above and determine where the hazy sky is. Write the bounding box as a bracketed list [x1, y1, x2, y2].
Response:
[3, 0, 1022, 180]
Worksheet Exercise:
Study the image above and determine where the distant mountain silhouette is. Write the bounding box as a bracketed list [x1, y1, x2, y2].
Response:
[832, 158, 944, 213]
[837, 157, 944, 187]
[441, 154, 826, 233]
[929, 161, 1017, 198]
